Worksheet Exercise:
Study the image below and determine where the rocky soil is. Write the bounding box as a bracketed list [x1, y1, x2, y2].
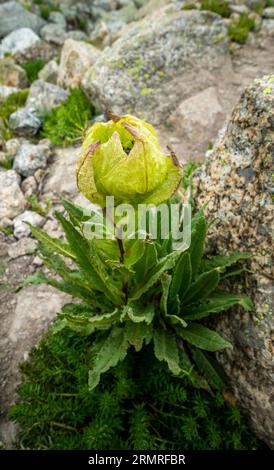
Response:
[0, 0, 273, 448]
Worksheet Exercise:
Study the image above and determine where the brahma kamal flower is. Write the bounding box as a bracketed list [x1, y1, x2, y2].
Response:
[76, 114, 182, 207]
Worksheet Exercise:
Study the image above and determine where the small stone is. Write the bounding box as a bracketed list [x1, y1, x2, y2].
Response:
[5, 138, 21, 157]
[263, 7, 274, 19]
[58, 39, 101, 89]
[0, 84, 17, 100]
[7, 237, 37, 259]
[38, 60, 59, 84]
[13, 210, 44, 239]
[65, 30, 88, 41]
[261, 18, 274, 35]
[21, 176, 38, 197]
[42, 145, 79, 197]
[40, 23, 67, 45]
[0, 169, 25, 218]
[13, 140, 51, 177]
[0, 28, 40, 59]
[48, 11, 66, 27]
[0, 58, 27, 88]
[42, 217, 63, 239]
[9, 108, 41, 137]
[0, 217, 13, 229]
[32, 255, 43, 266]
[0, 1, 45, 39]
[25, 79, 68, 115]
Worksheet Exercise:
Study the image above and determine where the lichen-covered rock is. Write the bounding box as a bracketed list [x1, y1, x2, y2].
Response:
[0, 58, 27, 88]
[13, 140, 51, 177]
[25, 79, 68, 115]
[0, 28, 40, 59]
[58, 39, 101, 89]
[82, 7, 232, 124]
[0, 1, 45, 38]
[13, 210, 45, 239]
[13, 41, 59, 65]
[193, 75, 274, 448]
[9, 108, 41, 136]
[38, 60, 59, 84]
[0, 170, 25, 218]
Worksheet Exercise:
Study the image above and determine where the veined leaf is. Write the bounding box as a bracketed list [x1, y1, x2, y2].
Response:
[190, 347, 225, 390]
[18, 272, 96, 302]
[160, 273, 171, 315]
[153, 328, 181, 375]
[124, 239, 145, 267]
[165, 314, 187, 328]
[134, 242, 158, 283]
[61, 198, 90, 227]
[61, 308, 121, 335]
[189, 209, 207, 278]
[123, 302, 155, 324]
[183, 291, 253, 320]
[176, 323, 232, 352]
[168, 252, 191, 313]
[54, 212, 105, 290]
[124, 321, 152, 352]
[183, 269, 220, 305]
[27, 223, 76, 260]
[200, 252, 251, 273]
[88, 326, 129, 391]
[130, 250, 181, 300]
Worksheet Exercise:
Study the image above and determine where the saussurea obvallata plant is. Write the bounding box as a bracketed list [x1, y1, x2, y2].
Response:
[22, 113, 252, 392]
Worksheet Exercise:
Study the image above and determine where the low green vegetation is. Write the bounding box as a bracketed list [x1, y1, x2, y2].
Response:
[201, 0, 230, 18]
[9, 329, 262, 450]
[21, 59, 46, 84]
[42, 88, 96, 146]
[0, 89, 29, 140]
[27, 194, 52, 217]
[228, 14, 256, 44]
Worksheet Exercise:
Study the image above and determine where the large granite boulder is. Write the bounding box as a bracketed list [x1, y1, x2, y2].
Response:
[193, 75, 274, 448]
[82, 6, 233, 125]
[0, 2, 45, 38]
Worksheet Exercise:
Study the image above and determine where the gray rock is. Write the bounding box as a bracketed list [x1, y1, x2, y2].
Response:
[9, 283, 70, 355]
[38, 60, 59, 84]
[21, 176, 38, 197]
[193, 75, 274, 448]
[9, 108, 41, 136]
[66, 30, 87, 41]
[42, 145, 80, 197]
[0, 57, 27, 87]
[166, 86, 224, 160]
[263, 7, 274, 19]
[0, 28, 40, 59]
[25, 79, 68, 115]
[82, 7, 232, 124]
[13, 140, 51, 177]
[48, 11, 67, 27]
[7, 237, 37, 258]
[58, 39, 101, 89]
[13, 210, 44, 239]
[0, 169, 25, 218]
[0, 2, 45, 38]
[0, 84, 17, 100]
[40, 23, 67, 45]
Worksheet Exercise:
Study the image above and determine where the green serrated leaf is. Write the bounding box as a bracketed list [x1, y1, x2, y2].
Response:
[189, 209, 207, 278]
[124, 239, 145, 267]
[169, 252, 192, 312]
[130, 250, 181, 300]
[183, 269, 220, 306]
[27, 223, 76, 260]
[123, 302, 155, 324]
[160, 273, 172, 315]
[183, 291, 253, 320]
[61, 308, 120, 335]
[190, 347, 226, 390]
[200, 252, 251, 273]
[124, 321, 152, 352]
[153, 328, 181, 375]
[88, 326, 129, 391]
[134, 242, 158, 283]
[176, 323, 232, 352]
